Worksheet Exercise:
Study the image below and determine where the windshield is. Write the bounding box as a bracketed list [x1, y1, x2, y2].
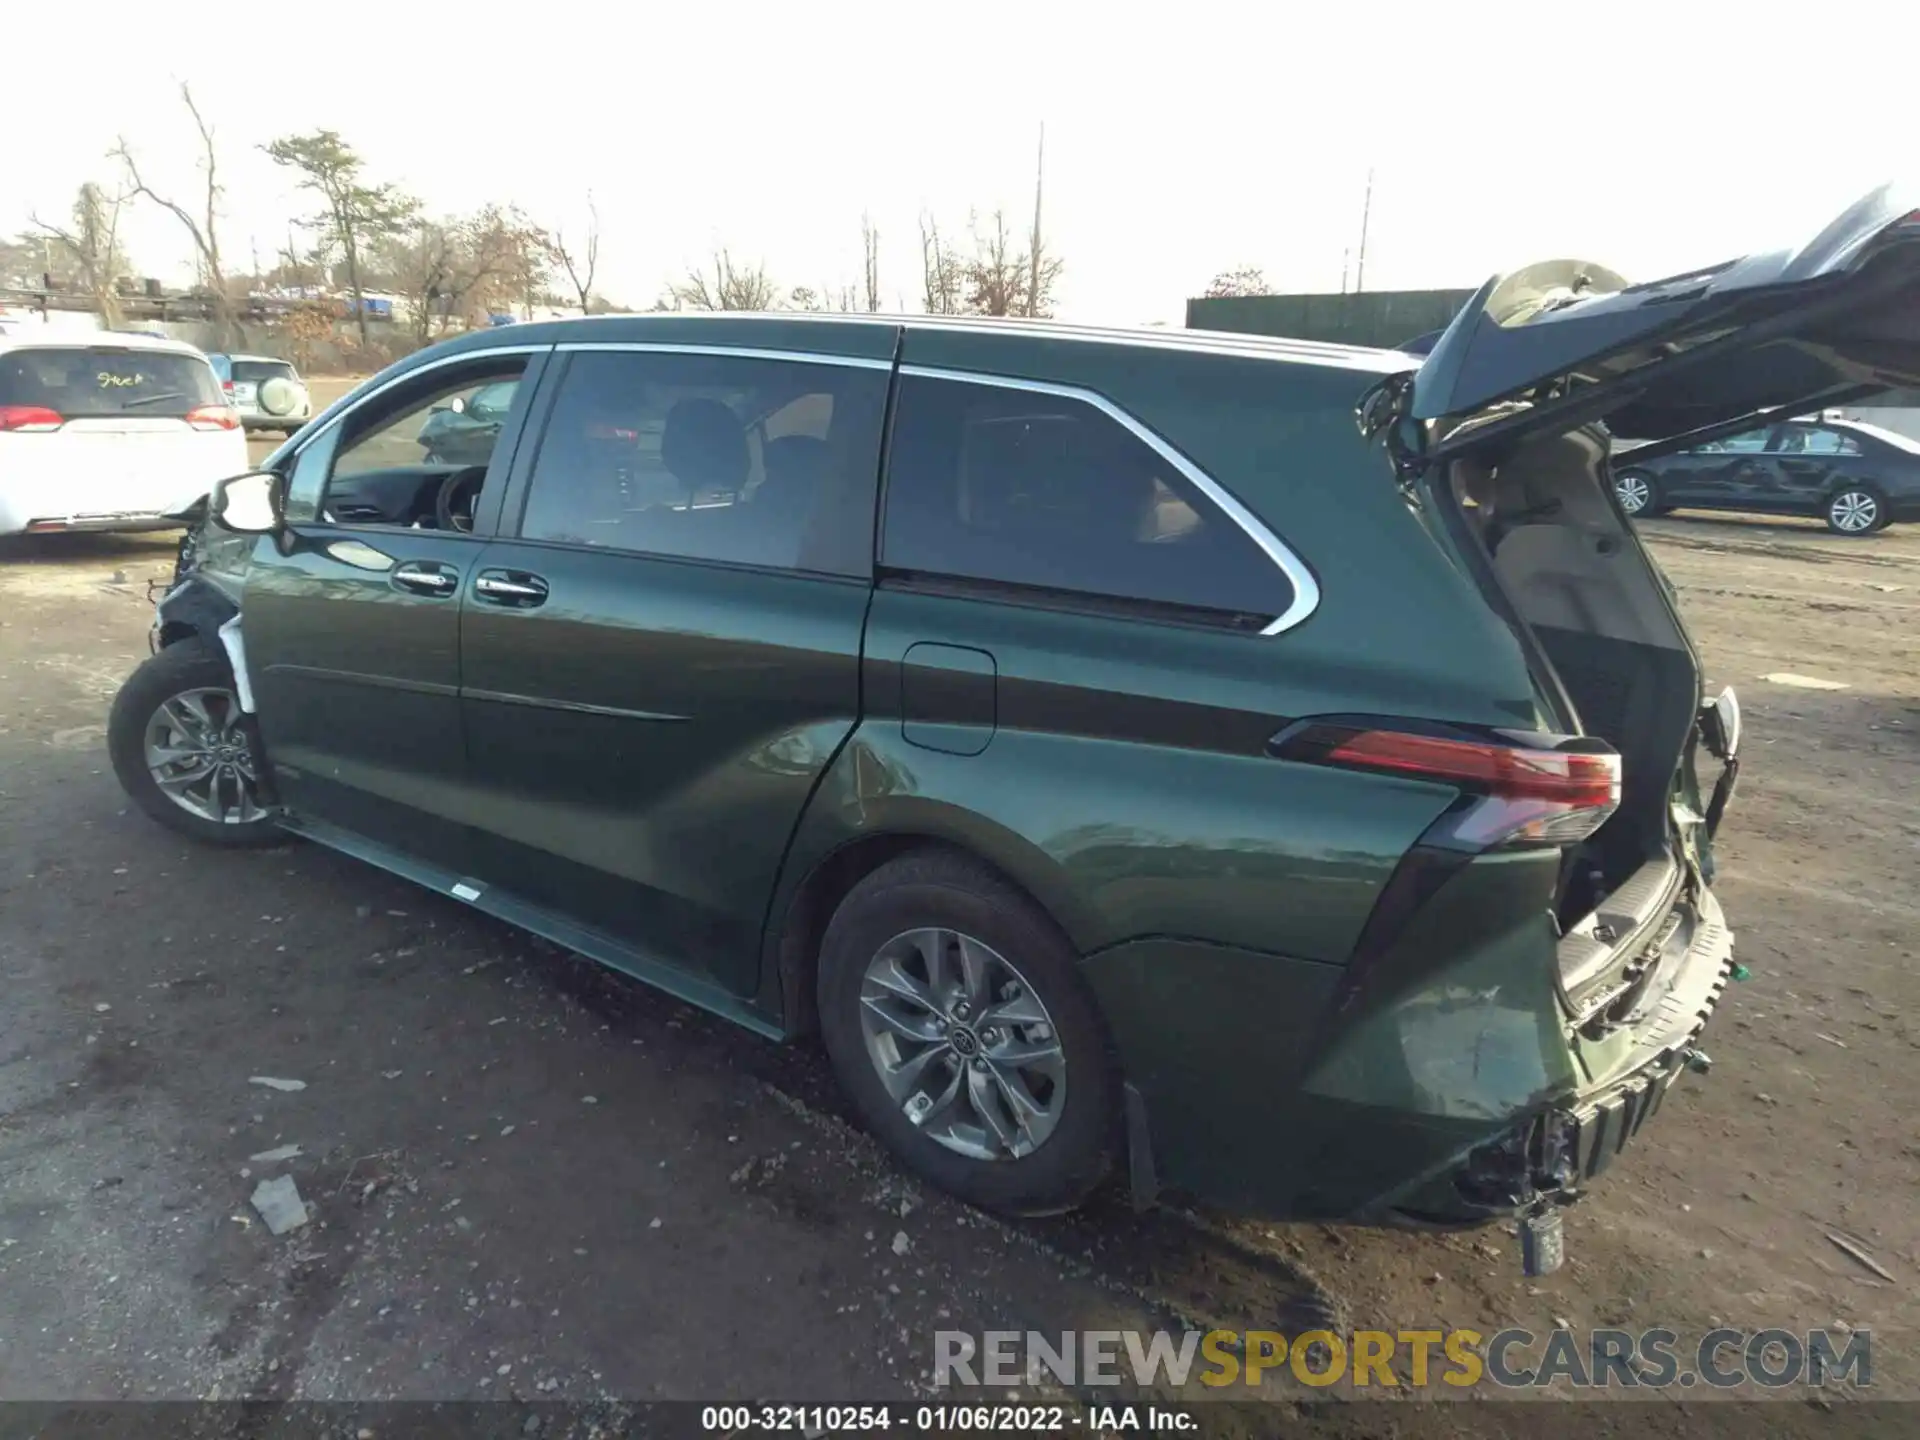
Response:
[469, 381, 517, 414]
[0, 347, 222, 419]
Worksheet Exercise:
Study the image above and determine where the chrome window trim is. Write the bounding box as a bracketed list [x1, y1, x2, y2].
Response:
[895, 365, 1321, 637]
[558, 309, 1401, 373]
[553, 341, 893, 370]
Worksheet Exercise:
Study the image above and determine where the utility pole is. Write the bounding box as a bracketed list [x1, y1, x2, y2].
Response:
[1027, 122, 1045, 318]
[1355, 167, 1374, 294]
[1341, 248, 1350, 295]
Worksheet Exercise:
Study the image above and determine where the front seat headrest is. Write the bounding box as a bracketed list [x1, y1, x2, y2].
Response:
[660, 398, 749, 495]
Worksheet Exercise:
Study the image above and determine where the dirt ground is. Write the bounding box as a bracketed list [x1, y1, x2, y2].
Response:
[1, 400, 1915, 1421]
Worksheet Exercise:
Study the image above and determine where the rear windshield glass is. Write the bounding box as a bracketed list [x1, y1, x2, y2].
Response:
[232, 359, 297, 383]
[0, 347, 222, 418]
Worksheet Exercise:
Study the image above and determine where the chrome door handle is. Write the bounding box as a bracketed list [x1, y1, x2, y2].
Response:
[473, 570, 549, 606]
[391, 561, 459, 597]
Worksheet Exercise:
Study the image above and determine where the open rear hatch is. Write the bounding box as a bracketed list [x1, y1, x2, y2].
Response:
[1366, 181, 1920, 1023]
[1408, 183, 1920, 456]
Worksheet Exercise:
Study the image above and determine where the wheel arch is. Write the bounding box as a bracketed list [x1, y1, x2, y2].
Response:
[154, 576, 239, 650]
[156, 619, 202, 649]
[1825, 474, 1887, 501]
[767, 820, 1092, 1040]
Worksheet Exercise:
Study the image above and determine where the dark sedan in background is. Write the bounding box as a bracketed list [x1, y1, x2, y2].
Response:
[1613, 416, 1920, 534]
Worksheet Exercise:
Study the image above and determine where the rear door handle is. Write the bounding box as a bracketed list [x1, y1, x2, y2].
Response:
[390, 560, 460, 597]
[473, 569, 549, 607]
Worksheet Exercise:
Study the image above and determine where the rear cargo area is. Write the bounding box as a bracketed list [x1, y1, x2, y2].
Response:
[1440, 426, 1703, 924]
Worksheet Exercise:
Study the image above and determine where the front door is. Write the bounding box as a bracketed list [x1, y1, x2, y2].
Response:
[242, 349, 548, 874]
[1666, 427, 1775, 509]
[457, 343, 892, 993]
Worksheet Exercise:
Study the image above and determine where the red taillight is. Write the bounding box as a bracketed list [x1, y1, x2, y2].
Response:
[1323, 730, 1620, 809]
[1277, 722, 1622, 849]
[0, 404, 64, 432]
[221, 379, 235, 393]
[186, 404, 241, 432]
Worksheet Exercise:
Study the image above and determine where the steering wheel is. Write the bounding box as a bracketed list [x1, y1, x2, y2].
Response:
[434, 465, 487, 533]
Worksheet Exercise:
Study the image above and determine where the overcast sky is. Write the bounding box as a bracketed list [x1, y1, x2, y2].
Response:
[5, 0, 1912, 324]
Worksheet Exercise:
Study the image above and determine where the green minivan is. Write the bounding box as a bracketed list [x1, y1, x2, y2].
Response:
[110, 186, 1920, 1271]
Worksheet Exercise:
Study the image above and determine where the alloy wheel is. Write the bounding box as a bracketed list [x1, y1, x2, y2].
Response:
[858, 928, 1066, 1162]
[1829, 489, 1879, 533]
[1616, 473, 1652, 515]
[142, 686, 268, 825]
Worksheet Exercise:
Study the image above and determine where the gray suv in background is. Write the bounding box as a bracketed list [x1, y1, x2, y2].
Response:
[208, 353, 312, 436]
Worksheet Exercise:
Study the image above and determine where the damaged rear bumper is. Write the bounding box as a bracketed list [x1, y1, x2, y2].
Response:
[1388, 881, 1736, 1231]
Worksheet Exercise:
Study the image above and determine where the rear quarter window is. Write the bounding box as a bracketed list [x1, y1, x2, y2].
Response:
[880, 374, 1294, 630]
[231, 360, 298, 383]
[0, 347, 222, 418]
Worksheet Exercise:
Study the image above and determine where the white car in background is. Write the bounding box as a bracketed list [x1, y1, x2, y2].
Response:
[207, 352, 313, 435]
[0, 334, 249, 537]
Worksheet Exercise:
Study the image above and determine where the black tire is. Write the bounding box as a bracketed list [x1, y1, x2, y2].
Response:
[108, 641, 283, 848]
[1824, 483, 1889, 536]
[1615, 469, 1659, 519]
[816, 850, 1118, 1216]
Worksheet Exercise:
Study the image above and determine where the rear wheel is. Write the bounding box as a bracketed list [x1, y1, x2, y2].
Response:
[1826, 484, 1887, 535]
[816, 851, 1118, 1216]
[108, 641, 281, 847]
[1615, 469, 1658, 518]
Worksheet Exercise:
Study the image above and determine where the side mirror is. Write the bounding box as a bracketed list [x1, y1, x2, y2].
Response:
[208, 469, 284, 535]
[447, 396, 467, 415]
[1700, 686, 1741, 761]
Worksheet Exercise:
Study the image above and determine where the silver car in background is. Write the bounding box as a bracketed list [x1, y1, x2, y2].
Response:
[207, 353, 312, 436]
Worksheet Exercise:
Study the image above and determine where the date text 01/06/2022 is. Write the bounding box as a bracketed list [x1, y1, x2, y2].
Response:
[697, 1403, 1195, 1432]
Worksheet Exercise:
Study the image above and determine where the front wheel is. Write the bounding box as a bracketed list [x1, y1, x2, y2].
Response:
[108, 641, 282, 846]
[816, 851, 1118, 1217]
[1826, 485, 1888, 536]
[1615, 469, 1658, 518]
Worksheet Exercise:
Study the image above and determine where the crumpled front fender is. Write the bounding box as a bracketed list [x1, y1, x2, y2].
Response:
[151, 576, 254, 710]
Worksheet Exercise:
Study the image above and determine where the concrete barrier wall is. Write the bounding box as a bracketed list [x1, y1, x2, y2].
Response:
[1185, 290, 1475, 351]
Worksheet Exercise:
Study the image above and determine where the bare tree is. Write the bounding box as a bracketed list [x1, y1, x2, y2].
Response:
[372, 217, 465, 342]
[487, 207, 553, 319]
[861, 213, 880, 313]
[282, 303, 334, 373]
[1204, 265, 1270, 298]
[790, 284, 859, 312]
[549, 193, 601, 314]
[1026, 124, 1046, 318]
[375, 204, 551, 331]
[919, 214, 964, 315]
[30, 183, 132, 327]
[672, 249, 778, 311]
[265, 130, 419, 344]
[0, 233, 45, 289]
[268, 229, 330, 295]
[113, 83, 237, 343]
[963, 210, 1027, 317]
